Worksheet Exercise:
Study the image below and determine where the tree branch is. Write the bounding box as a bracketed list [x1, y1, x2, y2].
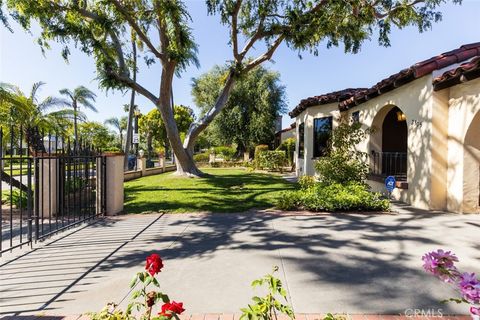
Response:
[243, 35, 285, 73]
[109, 0, 165, 61]
[231, 0, 243, 60]
[184, 70, 236, 150]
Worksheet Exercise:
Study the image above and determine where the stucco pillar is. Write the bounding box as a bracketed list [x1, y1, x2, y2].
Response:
[97, 154, 124, 216]
[158, 155, 165, 171]
[137, 157, 146, 176]
[38, 156, 59, 217]
[243, 151, 250, 162]
[209, 153, 216, 164]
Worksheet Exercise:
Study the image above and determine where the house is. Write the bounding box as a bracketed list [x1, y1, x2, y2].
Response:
[274, 122, 296, 148]
[289, 43, 480, 214]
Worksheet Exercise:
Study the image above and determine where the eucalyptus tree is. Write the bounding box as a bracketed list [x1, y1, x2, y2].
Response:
[105, 116, 128, 148]
[0, 0, 458, 176]
[59, 86, 97, 147]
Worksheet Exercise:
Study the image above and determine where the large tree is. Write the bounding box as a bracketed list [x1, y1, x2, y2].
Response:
[78, 121, 115, 150]
[139, 105, 195, 158]
[0, 0, 457, 176]
[192, 65, 286, 154]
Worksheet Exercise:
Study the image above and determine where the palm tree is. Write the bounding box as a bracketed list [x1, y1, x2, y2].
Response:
[0, 81, 73, 190]
[104, 116, 127, 149]
[60, 86, 97, 148]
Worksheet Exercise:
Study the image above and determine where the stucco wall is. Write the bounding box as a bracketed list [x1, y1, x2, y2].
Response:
[293, 77, 436, 209]
[447, 77, 480, 213]
[280, 128, 295, 143]
[295, 103, 341, 176]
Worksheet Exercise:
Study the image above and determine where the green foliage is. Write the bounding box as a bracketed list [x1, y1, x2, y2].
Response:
[2, 189, 28, 208]
[0, 82, 74, 151]
[240, 266, 294, 320]
[78, 122, 115, 150]
[192, 65, 287, 152]
[193, 152, 210, 163]
[139, 105, 195, 153]
[277, 182, 389, 212]
[254, 145, 269, 168]
[315, 117, 370, 185]
[213, 146, 236, 161]
[276, 138, 295, 166]
[298, 175, 316, 190]
[256, 151, 287, 172]
[276, 191, 302, 211]
[323, 314, 348, 320]
[87, 304, 130, 320]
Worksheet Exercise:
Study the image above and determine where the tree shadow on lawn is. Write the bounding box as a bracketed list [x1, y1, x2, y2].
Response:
[96, 210, 480, 313]
[124, 172, 296, 214]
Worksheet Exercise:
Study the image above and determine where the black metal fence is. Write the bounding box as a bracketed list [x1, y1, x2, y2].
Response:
[0, 126, 106, 255]
[370, 151, 407, 181]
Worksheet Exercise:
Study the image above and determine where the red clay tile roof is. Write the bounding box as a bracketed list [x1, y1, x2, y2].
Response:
[275, 122, 296, 135]
[433, 56, 480, 90]
[289, 42, 480, 118]
[288, 88, 366, 117]
[339, 42, 480, 111]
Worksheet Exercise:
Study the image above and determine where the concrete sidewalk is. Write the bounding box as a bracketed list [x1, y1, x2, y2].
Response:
[1, 206, 480, 317]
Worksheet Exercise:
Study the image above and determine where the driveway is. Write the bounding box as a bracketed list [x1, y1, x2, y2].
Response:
[1, 205, 479, 316]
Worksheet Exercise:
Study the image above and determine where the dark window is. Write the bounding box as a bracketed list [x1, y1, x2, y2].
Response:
[352, 111, 360, 124]
[298, 123, 305, 158]
[313, 117, 332, 158]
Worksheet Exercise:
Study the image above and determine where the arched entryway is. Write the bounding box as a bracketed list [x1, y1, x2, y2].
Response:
[463, 111, 480, 213]
[370, 105, 408, 180]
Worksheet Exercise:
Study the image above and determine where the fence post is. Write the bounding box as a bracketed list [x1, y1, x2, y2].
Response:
[137, 156, 146, 177]
[97, 153, 124, 215]
[38, 155, 60, 218]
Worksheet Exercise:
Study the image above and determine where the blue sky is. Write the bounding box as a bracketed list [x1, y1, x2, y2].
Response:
[1, 1, 479, 130]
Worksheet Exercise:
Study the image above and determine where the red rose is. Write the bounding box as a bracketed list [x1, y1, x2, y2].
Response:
[145, 253, 164, 277]
[159, 301, 185, 318]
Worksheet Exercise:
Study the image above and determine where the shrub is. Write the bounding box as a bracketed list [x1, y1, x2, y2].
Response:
[2, 189, 28, 208]
[298, 175, 316, 190]
[303, 182, 389, 212]
[276, 137, 295, 166]
[315, 116, 370, 185]
[277, 182, 389, 212]
[276, 191, 302, 211]
[256, 150, 287, 172]
[193, 152, 210, 163]
[254, 144, 269, 168]
[212, 146, 237, 161]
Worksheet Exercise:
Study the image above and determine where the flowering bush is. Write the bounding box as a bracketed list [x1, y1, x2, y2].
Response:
[88, 253, 185, 320]
[422, 249, 480, 317]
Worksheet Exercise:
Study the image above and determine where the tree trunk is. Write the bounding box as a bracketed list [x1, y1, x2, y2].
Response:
[183, 70, 236, 155]
[157, 63, 204, 177]
[124, 40, 137, 171]
[73, 102, 79, 149]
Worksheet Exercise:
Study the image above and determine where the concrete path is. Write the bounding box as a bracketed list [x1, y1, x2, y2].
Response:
[1, 205, 480, 317]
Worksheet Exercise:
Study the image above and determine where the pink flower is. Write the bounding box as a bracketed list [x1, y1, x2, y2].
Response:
[422, 250, 458, 282]
[470, 306, 480, 316]
[459, 273, 480, 304]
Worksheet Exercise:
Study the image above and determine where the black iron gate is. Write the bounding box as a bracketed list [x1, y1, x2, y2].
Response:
[0, 126, 106, 255]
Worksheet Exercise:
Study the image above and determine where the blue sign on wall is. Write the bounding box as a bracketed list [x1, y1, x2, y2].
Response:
[385, 176, 396, 193]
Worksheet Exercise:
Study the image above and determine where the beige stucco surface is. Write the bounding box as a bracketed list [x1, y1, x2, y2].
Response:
[294, 75, 480, 213]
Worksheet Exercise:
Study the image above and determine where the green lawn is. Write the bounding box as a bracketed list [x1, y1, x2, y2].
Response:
[124, 168, 296, 213]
